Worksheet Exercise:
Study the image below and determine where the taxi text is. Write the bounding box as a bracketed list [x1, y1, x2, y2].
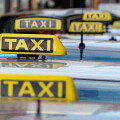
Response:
[83, 13, 111, 21]
[2, 37, 53, 52]
[70, 22, 101, 32]
[20, 20, 57, 29]
[1, 80, 66, 98]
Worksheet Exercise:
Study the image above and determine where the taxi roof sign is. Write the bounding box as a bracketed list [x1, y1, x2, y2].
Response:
[113, 21, 120, 29]
[0, 74, 78, 102]
[68, 22, 104, 34]
[0, 12, 2, 17]
[14, 17, 62, 32]
[0, 33, 67, 55]
[83, 12, 112, 21]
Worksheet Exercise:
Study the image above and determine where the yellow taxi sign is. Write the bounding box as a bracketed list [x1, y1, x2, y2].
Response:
[69, 22, 104, 33]
[0, 33, 67, 55]
[83, 12, 112, 21]
[0, 74, 78, 102]
[0, 12, 2, 17]
[113, 21, 120, 29]
[14, 18, 62, 32]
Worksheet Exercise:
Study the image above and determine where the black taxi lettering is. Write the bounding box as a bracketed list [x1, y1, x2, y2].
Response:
[1, 80, 66, 98]
[2, 37, 53, 53]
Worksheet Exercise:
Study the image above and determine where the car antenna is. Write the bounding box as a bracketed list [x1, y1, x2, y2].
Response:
[79, 2, 85, 60]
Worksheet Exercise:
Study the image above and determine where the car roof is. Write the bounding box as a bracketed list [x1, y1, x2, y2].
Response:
[0, 59, 120, 81]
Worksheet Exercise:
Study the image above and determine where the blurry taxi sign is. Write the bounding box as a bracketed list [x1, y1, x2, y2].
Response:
[69, 22, 104, 34]
[113, 21, 120, 29]
[0, 74, 78, 102]
[14, 18, 62, 32]
[0, 12, 2, 17]
[0, 33, 67, 55]
[83, 12, 112, 21]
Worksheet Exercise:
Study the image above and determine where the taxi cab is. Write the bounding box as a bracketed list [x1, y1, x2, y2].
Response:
[1, 16, 66, 59]
[52, 9, 120, 41]
[0, 15, 78, 102]
[1, 14, 120, 120]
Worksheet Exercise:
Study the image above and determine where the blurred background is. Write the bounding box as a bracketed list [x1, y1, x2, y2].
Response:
[0, 0, 120, 15]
